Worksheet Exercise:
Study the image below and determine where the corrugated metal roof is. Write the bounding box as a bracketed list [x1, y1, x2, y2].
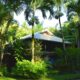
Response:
[20, 32, 70, 44]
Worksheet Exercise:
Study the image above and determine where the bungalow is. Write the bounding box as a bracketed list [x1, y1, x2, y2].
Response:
[3, 30, 70, 69]
[20, 29, 70, 57]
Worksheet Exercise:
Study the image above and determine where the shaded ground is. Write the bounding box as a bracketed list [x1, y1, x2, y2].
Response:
[0, 72, 80, 80]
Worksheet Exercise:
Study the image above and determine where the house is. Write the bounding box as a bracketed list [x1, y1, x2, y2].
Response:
[20, 29, 70, 57]
[3, 30, 70, 66]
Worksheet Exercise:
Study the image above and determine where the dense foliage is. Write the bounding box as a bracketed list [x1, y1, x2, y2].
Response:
[54, 48, 80, 72]
[12, 60, 47, 79]
[1, 0, 80, 79]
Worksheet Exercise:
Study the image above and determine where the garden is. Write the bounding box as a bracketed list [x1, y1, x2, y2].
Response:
[0, 0, 80, 80]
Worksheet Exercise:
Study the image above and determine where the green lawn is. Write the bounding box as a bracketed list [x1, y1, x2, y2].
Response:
[0, 77, 16, 80]
[0, 73, 80, 80]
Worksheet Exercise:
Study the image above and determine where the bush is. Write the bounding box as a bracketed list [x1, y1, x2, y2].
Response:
[0, 66, 8, 76]
[12, 60, 47, 79]
[54, 47, 80, 72]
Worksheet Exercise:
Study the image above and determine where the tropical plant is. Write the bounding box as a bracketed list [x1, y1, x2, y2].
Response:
[0, 0, 21, 66]
[53, 0, 66, 50]
[54, 21, 77, 46]
[21, 0, 55, 63]
[66, 0, 80, 47]
[55, 47, 80, 72]
[12, 60, 47, 79]
[15, 22, 31, 38]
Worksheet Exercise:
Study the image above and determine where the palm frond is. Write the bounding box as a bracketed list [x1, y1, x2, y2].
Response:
[0, 3, 10, 24]
[25, 6, 33, 21]
[54, 0, 63, 7]
[40, 9, 47, 18]
[38, 0, 54, 19]
[1, 0, 23, 14]
[67, 0, 80, 16]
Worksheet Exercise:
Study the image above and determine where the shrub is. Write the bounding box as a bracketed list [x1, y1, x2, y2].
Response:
[12, 60, 47, 79]
[0, 66, 8, 76]
[54, 47, 80, 72]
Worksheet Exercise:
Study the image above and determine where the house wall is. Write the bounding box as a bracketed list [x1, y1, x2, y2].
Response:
[41, 40, 63, 51]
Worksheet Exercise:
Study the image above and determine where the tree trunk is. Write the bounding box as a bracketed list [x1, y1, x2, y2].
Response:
[32, 34, 34, 63]
[59, 16, 67, 65]
[77, 24, 80, 48]
[0, 19, 11, 66]
[0, 42, 5, 66]
[31, 8, 35, 64]
[59, 17, 65, 50]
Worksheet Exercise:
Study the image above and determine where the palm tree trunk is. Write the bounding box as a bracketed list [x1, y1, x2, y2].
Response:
[31, 25, 35, 63]
[31, 8, 35, 64]
[58, 15, 67, 65]
[59, 17, 65, 50]
[77, 22, 80, 48]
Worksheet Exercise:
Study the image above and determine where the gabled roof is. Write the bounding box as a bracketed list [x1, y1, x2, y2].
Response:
[20, 30, 70, 44]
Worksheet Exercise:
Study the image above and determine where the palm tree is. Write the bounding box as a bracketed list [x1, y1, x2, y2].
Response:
[39, 0, 67, 50]
[54, 0, 66, 50]
[23, 0, 55, 63]
[0, 1, 20, 65]
[19, 0, 66, 63]
[53, 0, 69, 65]
[23, 0, 43, 63]
[67, 0, 80, 47]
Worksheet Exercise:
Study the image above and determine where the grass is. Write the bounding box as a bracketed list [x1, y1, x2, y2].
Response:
[0, 77, 16, 80]
[46, 73, 80, 80]
[0, 73, 80, 80]
[44, 70, 80, 80]
[0, 70, 80, 80]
